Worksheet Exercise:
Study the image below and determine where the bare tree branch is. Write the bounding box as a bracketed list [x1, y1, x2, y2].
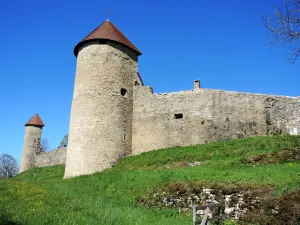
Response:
[40, 138, 51, 153]
[260, 0, 300, 62]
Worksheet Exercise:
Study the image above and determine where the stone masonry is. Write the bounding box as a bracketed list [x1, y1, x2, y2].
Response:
[64, 41, 138, 178]
[20, 114, 44, 173]
[20, 20, 300, 177]
[132, 87, 300, 154]
[35, 147, 67, 168]
[20, 125, 42, 172]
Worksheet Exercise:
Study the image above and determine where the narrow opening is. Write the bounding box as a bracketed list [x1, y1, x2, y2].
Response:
[134, 80, 139, 86]
[121, 88, 127, 96]
[37, 138, 40, 148]
[123, 134, 126, 141]
[174, 113, 183, 119]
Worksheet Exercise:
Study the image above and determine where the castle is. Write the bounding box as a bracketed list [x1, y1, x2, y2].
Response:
[20, 20, 300, 178]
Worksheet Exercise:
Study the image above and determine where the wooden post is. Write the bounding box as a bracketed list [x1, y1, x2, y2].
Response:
[193, 205, 196, 225]
[193, 203, 219, 225]
[201, 207, 210, 225]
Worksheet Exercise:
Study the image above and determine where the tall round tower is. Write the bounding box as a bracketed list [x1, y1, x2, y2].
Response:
[20, 114, 44, 173]
[64, 20, 141, 178]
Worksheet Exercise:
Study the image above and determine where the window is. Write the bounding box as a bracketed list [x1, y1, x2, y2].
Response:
[174, 113, 183, 119]
[123, 134, 126, 141]
[121, 88, 127, 97]
[37, 138, 40, 147]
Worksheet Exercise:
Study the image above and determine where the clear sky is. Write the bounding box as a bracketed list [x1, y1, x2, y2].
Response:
[0, 0, 299, 164]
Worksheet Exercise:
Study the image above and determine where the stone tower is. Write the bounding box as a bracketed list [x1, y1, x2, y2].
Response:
[64, 20, 141, 178]
[20, 114, 44, 173]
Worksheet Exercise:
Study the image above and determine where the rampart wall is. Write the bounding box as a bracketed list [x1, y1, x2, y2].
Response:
[266, 97, 300, 135]
[132, 86, 300, 155]
[35, 147, 67, 167]
[31, 88, 300, 168]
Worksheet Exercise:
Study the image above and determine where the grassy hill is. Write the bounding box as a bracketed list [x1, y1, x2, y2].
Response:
[1, 135, 300, 225]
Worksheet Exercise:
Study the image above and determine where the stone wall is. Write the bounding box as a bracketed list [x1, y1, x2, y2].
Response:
[30, 87, 299, 169]
[132, 86, 299, 155]
[35, 147, 67, 167]
[266, 97, 300, 135]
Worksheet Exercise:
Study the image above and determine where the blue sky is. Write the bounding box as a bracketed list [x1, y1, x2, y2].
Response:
[0, 0, 299, 164]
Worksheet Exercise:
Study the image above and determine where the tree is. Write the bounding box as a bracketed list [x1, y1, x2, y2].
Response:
[0, 154, 19, 178]
[40, 138, 51, 152]
[260, 0, 300, 62]
[59, 134, 68, 147]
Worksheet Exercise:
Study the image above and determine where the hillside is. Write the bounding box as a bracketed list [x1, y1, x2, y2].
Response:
[1, 135, 300, 225]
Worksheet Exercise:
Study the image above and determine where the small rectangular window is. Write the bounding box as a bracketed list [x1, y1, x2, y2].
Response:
[174, 113, 183, 119]
[121, 88, 127, 97]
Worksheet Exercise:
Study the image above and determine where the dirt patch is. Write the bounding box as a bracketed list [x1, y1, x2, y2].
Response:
[138, 182, 272, 223]
[244, 148, 300, 165]
[240, 190, 300, 225]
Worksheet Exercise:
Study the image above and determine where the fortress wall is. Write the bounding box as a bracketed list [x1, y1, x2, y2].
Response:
[266, 97, 300, 135]
[132, 87, 297, 154]
[35, 147, 67, 167]
[29, 89, 299, 169]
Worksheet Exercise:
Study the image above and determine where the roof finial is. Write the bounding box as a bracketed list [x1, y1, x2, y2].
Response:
[106, 9, 111, 21]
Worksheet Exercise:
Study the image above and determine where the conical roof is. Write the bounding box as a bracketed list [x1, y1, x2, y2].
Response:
[25, 114, 45, 127]
[74, 20, 141, 56]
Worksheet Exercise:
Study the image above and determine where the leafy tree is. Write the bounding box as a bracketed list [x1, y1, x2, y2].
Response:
[60, 134, 68, 147]
[0, 154, 19, 178]
[260, 0, 299, 62]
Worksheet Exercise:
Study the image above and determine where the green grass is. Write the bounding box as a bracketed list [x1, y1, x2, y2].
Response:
[1, 135, 300, 225]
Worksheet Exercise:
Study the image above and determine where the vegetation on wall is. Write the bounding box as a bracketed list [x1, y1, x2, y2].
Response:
[40, 138, 51, 153]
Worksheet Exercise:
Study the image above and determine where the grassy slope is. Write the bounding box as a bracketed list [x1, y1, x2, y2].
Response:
[1, 135, 300, 225]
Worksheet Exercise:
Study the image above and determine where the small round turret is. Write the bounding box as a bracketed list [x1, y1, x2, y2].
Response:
[20, 114, 44, 173]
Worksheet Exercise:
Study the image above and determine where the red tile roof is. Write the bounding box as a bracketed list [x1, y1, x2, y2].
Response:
[25, 114, 45, 127]
[74, 20, 141, 56]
